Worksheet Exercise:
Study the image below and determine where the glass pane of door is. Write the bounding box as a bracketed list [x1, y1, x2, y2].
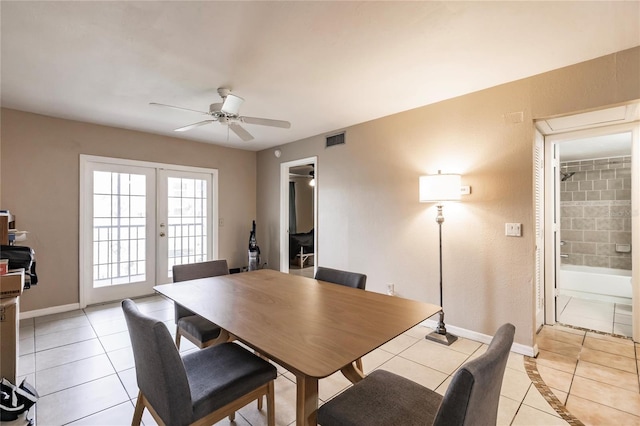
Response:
[156, 169, 214, 285]
[93, 171, 147, 287]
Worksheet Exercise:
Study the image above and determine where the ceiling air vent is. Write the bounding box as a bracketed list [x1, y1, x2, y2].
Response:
[326, 132, 345, 148]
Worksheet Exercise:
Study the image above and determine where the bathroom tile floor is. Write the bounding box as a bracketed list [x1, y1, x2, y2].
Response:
[11, 294, 637, 426]
[557, 295, 632, 338]
[534, 324, 640, 426]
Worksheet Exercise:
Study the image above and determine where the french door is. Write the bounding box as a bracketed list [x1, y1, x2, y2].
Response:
[80, 156, 217, 306]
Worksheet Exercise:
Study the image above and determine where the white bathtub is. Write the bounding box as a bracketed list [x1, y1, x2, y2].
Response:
[559, 264, 632, 304]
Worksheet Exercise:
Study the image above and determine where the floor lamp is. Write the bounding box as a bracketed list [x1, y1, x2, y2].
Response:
[419, 170, 461, 346]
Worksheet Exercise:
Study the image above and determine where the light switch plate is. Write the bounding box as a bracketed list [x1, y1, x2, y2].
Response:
[505, 223, 522, 237]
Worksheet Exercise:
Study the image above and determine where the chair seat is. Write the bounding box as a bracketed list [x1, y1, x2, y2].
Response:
[177, 314, 222, 343]
[318, 370, 442, 426]
[184, 342, 277, 421]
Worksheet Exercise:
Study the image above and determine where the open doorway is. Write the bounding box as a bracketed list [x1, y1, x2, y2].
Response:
[537, 103, 639, 342]
[555, 131, 633, 336]
[279, 157, 317, 276]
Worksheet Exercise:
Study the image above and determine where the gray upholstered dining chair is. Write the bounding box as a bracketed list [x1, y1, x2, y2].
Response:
[122, 299, 277, 426]
[314, 266, 367, 371]
[172, 259, 230, 349]
[315, 266, 367, 290]
[317, 323, 515, 426]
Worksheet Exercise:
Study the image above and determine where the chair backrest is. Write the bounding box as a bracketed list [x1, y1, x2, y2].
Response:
[122, 299, 193, 425]
[315, 266, 367, 290]
[172, 259, 229, 283]
[433, 323, 515, 426]
[173, 260, 229, 321]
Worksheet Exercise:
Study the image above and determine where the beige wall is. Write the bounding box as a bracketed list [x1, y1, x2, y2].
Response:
[1, 109, 256, 311]
[256, 47, 640, 347]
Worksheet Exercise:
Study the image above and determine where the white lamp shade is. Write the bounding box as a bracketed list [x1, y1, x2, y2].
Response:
[419, 172, 461, 202]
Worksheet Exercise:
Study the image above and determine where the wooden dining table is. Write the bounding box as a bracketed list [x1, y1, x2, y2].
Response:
[154, 269, 441, 426]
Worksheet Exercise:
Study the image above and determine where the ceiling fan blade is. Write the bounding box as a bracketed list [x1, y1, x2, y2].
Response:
[149, 102, 209, 115]
[174, 120, 216, 132]
[221, 94, 244, 116]
[228, 122, 254, 141]
[240, 116, 291, 129]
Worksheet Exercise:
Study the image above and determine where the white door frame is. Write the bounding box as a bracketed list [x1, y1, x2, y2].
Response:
[542, 122, 639, 341]
[534, 129, 545, 332]
[280, 157, 318, 273]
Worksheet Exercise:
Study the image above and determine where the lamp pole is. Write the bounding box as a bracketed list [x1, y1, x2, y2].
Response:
[426, 202, 457, 345]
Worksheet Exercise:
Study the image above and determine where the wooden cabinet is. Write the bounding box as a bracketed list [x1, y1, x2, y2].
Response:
[0, 214, 8, 245]
[0, 214, 22, 383]
[0, 295, 19, 383]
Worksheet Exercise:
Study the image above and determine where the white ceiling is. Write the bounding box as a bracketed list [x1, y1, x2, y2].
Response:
[559, 133, 632, 162]
[2, 1, 639, 151]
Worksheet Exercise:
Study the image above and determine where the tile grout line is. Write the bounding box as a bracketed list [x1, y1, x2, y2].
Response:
[523, 355, 584, 426]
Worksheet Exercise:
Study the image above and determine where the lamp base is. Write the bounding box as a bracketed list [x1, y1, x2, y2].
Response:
[425, 311, 457, 346]
[425, 330, 458, 346]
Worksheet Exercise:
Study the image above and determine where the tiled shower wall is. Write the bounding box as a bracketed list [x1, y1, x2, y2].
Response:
[560, 156, 632, 270]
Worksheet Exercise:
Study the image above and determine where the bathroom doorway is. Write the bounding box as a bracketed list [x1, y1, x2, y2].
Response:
[555, 131, 633, 336]
[538, 103, 639, 341]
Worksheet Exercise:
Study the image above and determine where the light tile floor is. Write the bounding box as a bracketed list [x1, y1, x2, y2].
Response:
[12, 294, 635, 426]
[557, 295, 632, 338]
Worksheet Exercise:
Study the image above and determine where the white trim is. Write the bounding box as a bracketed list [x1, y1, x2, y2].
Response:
[20, 303, 81, 320]
[79, 154, 218, 175]
[534, 129, 545, 330]
[421, 319, 537, 357]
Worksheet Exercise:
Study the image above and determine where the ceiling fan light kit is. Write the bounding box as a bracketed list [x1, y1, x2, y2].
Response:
[150, 87, 291, 142]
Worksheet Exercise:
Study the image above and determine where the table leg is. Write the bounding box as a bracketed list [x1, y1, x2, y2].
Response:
[340, 362, 365, 383]
[296, 374, 318, 426]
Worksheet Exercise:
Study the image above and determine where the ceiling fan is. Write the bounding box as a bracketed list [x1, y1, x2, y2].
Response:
[150, 87, 291, 142]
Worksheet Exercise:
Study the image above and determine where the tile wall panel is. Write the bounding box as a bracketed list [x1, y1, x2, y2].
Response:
[560, 156, 632, 270]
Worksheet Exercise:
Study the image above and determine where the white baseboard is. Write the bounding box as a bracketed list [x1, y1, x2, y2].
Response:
[421, 319, 536, 357]
[20, 303, 81, 320]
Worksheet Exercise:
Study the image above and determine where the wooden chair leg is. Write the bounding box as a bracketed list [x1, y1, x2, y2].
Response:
[132, 391, 145, 426]
[266, 380, 275, 426]
[175, 327, 182, 349]
[355, 357, 363, 372]
[229, 412, 235, 422]
[256, 350, 268, 410]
